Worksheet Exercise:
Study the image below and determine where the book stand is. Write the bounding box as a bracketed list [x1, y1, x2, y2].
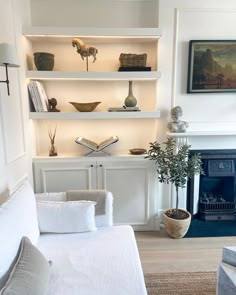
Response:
[85, 150, 110, 157]
[75, 135, 119, 156]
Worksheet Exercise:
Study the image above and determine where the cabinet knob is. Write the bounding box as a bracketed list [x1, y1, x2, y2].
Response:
[99, 164, 103, 167]
[90, 165, 94, 167]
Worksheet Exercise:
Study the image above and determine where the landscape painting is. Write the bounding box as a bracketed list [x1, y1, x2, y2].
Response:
[187, 40, 236, 93]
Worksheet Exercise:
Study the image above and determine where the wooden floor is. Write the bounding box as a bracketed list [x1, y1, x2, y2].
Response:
[135, 229, 236, 274]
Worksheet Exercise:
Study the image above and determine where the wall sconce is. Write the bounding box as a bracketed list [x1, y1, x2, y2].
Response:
[0, 43, 20, 96]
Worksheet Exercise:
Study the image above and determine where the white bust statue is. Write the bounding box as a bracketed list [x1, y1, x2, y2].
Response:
[167, 106, 189, 133]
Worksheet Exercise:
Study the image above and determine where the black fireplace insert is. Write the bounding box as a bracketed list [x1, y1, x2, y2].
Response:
[187, 149, 236, 221]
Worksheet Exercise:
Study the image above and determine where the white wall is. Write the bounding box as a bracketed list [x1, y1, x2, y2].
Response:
[157, 0, 236, 214]
[0, 0, 32, 191]
[159, 0, 236, 130]
[30, 0, 159, 28]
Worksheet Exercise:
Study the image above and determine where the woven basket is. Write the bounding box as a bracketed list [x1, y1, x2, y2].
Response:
[119, 53, 147, 67]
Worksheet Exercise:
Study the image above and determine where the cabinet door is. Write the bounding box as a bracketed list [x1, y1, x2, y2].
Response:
[33, 160, 97, 193]
[98, 160, 156, 230]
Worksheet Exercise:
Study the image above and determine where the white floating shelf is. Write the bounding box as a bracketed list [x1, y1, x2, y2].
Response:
[167, 131, 236, 137]
[23, 26, 162, 39]
[30, 111, 161, 120]
[26, 71, 161, 81]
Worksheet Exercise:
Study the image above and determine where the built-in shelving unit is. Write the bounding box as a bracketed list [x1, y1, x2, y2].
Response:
[27, 0, 160, 230]
[24, 25, 161, 157]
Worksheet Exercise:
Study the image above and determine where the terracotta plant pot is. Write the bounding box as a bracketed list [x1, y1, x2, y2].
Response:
[163, 208, 191, 239]
[34, 52, 54, 71]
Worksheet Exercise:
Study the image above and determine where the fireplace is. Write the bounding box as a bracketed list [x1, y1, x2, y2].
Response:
[187, 149, 236, 221]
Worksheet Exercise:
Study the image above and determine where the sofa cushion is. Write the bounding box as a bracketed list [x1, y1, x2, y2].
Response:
[0, 181, 39, 281]
[37, 226, 147, 295]
[35, 191, 113, 227]
[0, 237, 50, 295]
[67, 190, 106, 215]
[37, 201, 97, 233]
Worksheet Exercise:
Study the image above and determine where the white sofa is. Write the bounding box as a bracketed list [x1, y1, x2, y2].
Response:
[0, 181, 147, 295]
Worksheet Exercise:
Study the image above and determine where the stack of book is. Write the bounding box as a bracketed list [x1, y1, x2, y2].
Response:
[28, 81, 49, 112]
[108, 106, 140, 112]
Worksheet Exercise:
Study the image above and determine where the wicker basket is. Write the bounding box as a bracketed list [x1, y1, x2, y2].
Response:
[119, 53, 147, 67]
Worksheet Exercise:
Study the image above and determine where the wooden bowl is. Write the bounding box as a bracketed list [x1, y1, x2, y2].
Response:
[129, 148, 147, 155]
[69, 101, 101, 112]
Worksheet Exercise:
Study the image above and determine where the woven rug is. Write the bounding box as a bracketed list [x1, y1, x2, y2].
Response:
[144, 271, 217, 295]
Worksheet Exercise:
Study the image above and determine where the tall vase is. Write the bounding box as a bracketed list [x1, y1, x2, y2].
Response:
[124, 81, 137, 107]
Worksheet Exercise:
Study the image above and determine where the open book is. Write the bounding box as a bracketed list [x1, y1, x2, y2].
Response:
[75, 136, 119, 152]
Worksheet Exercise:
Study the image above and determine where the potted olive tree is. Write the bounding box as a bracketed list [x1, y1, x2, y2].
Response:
[146, 137, 203, 238]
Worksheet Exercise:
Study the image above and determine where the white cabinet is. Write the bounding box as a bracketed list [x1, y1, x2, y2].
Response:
[33, 156, 157, 230]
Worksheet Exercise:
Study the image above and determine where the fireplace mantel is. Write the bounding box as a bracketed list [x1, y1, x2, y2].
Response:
[167, 131, 236, 151]
[167, 131, 236, 137]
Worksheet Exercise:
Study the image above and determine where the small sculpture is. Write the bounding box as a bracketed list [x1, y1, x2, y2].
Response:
[48, 125, 57, 157]
[72, 38, 98, 71]
[167, 106, 189, 133]
[48, 98, 60, 112]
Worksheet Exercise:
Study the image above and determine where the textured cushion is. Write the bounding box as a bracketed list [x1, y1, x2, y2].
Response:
[67, 190, 106, 215]
[36, 200, 97, 233]
[0, 181, 39, 280]
[0, 237, 50, 295]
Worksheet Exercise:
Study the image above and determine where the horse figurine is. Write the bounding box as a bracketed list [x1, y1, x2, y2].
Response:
[72, 38, 98, 63]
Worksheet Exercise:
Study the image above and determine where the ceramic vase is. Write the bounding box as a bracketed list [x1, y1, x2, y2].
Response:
[34, 52, 54, 71]
[124, 81, 137, 107]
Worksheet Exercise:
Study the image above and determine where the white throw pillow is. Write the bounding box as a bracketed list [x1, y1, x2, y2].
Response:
[36, 201, 97, 233]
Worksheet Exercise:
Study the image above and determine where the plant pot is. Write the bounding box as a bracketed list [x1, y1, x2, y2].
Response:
[34, 52, 54, 71]
[163, 208, 191, 239]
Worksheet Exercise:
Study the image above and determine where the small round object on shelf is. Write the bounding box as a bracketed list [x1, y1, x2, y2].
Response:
[129, 148, 147, 155]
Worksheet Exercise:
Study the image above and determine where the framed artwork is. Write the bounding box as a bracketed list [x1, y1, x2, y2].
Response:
[187, 40, 236, 93]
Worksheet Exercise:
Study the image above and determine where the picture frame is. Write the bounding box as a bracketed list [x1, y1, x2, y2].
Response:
[187, 40, 236, 93]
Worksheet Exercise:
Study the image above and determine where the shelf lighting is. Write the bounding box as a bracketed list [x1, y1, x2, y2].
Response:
[0, 43, 20, 95]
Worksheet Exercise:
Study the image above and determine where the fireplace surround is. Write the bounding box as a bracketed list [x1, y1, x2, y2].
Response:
[167, 131, 236, 237]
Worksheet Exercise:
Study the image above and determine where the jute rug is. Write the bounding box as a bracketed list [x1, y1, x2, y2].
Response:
[144, 271, 217, 295]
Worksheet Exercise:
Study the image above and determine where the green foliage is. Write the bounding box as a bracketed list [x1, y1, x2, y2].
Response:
[147, 137, 202, 188]
[146, 137, 203, 212]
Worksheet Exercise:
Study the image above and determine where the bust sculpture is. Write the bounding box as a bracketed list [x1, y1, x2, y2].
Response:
[167, 106, 189, 133]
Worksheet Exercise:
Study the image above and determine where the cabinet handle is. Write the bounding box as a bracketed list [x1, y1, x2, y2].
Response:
[90, 165, 94, 167]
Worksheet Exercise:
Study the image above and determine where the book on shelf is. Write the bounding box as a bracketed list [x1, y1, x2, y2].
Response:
[75, 136, 119, 152]
[28, 81, 49, 112]
[118, 66, 151, 72]
[108, 106, 141, 112]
